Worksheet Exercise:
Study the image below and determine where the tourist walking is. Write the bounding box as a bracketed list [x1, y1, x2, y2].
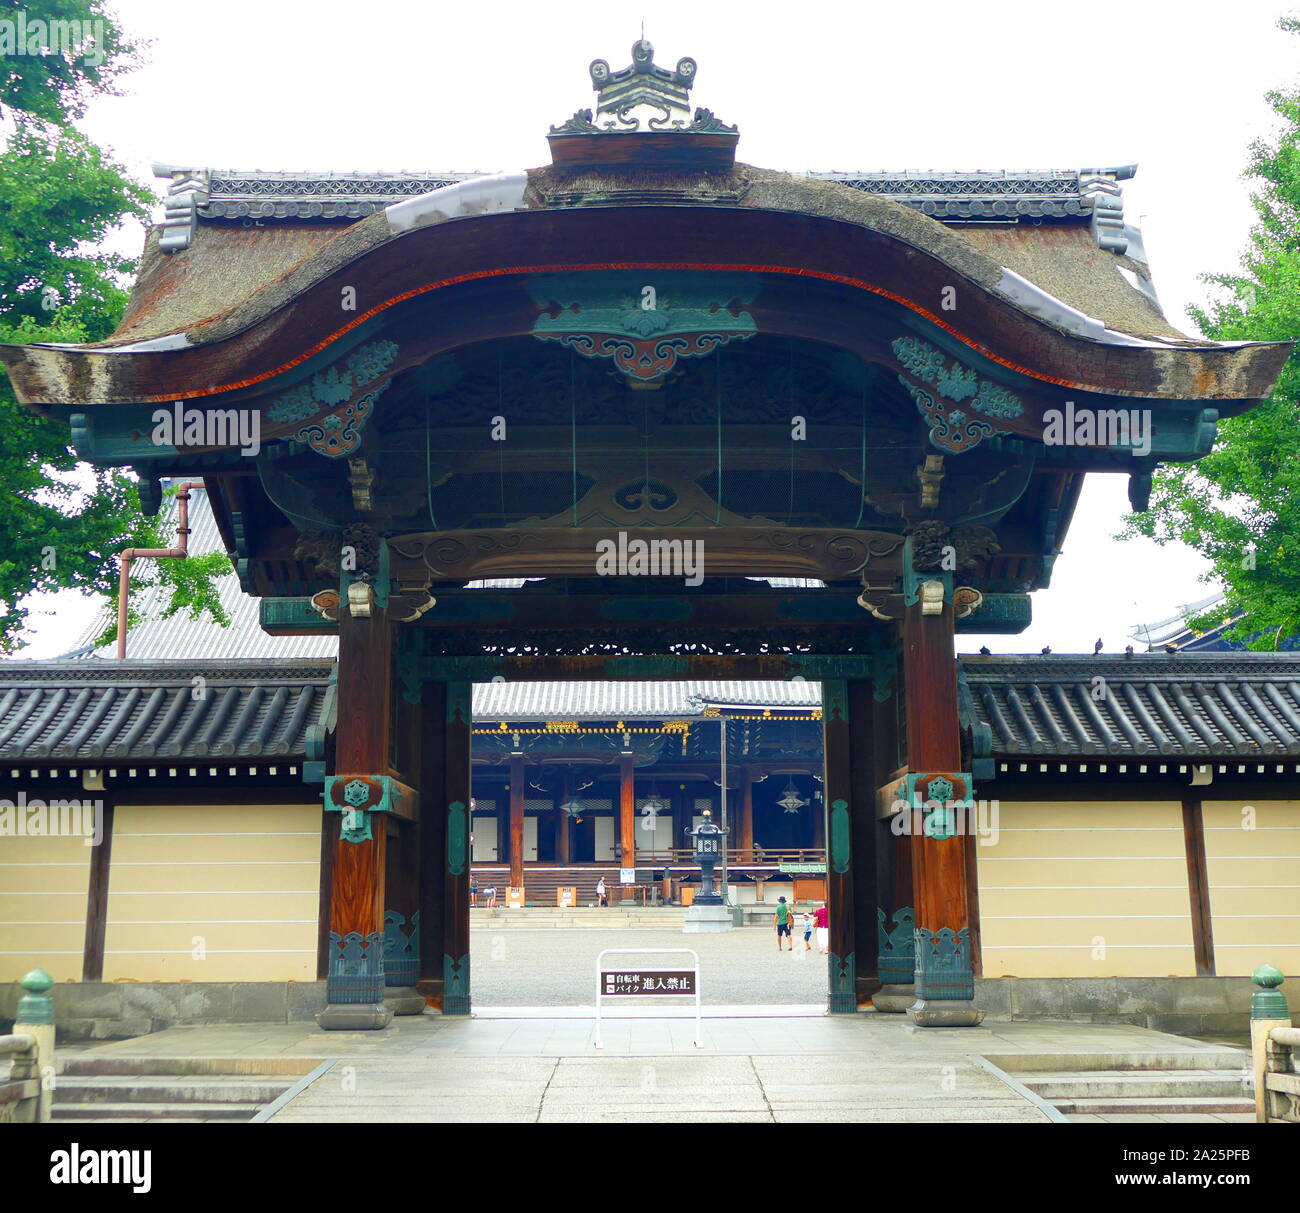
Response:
[814, 902, 829, 954]
[802, 910, 814, 951]
[596, 876, 608, 907]
[774, 896, 794, 951]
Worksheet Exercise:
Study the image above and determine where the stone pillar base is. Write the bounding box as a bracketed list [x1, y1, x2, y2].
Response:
[872, 984, 917, 1014]
[384, 988, 426, 1016]
[316, 1003, 394, 1031]
[906, 998, 985, 1028]
[682, 904, 732, 933]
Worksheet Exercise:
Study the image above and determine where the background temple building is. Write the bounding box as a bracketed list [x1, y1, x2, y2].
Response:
[0, 39, 1295, 1035]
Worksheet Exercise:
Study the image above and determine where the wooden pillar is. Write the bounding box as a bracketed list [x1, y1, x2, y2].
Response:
[441, 680, 473, 1014]
[619, 752, 635, 870]
[811, 783, 825, 850]
[822, 680, 856, 1013]
[823, 680, 883, 1013]
[872, 656, 916, 1014]
[81, 796, 114, 982]
[1182, 799, 1216, 976]
[508, 754, 525, 889]
[740, 768, 755, 861]
[848, 681, 881, 1007]
[319, 602, 395, 1030]
[382, 817, 420, 992]
[557, 770, 572, 864]
[902, 590, 982, 1026]
[416, 682, 448, 1009]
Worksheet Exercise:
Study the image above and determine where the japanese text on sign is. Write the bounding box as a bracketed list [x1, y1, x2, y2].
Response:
[600, 970, 697, 996]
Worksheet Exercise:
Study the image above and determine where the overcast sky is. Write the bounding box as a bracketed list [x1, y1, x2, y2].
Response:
[14, 0, 1300, 657]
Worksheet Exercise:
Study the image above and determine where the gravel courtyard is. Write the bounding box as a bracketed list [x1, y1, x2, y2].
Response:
[471, 926, 830, 1006]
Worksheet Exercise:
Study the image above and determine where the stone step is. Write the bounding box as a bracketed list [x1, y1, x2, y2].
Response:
[1051, 1095, 1255, 1115]
[54, 1076, 292, 1104]
[1027, 1071, 1251, 1100]
[53, 1102, 260, 1121]
[56, 1056, 317, 1078]
[988, 1051, 1249, 1073]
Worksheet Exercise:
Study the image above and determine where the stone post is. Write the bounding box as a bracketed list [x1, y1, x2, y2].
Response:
[1250, 963, 1290, 1123]
[14, 968, 54, 1123]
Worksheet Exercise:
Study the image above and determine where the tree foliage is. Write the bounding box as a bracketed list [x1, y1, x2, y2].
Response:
[1123, 16, 1300, 648]
[0, 0, 230, 653]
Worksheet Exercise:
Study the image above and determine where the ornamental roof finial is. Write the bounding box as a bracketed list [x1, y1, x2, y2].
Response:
[548, 38, 738, 168]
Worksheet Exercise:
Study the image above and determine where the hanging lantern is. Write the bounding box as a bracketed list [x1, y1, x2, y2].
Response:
[778, 778, 809, 813]
[561, 797, 585, 822]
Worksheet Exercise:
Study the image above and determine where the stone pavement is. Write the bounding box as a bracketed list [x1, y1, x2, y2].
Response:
[66, 1010, 1252, 1124]
[469, 925, 827, 1005]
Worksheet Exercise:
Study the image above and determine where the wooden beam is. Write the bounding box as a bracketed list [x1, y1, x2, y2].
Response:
[848, 680, 882, 1006]
[823, 680, 856, 1013]
[557, 770, 572, 864]
[903, 593, 980, 1024]
[619, 752, 635, 870]
[509, 754, 525, 889]
[81, 797, 114, 983]
[1182, 799, 1216, 976]
[416, 682, 447, 1006]
[319, 603, 394, 1028]
[441, 681, 473, 1014]
[740, 768, 755, 862]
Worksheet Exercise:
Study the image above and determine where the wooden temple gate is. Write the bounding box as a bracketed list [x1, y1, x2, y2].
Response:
[2, 40, 1288, 1030]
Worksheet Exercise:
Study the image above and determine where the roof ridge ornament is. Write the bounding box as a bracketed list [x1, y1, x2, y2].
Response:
[548, 39, 738, 169]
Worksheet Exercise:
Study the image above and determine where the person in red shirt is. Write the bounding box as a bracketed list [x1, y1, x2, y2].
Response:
[813, 903, 829, 954]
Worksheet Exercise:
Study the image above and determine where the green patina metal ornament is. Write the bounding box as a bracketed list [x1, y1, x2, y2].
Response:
[878, 907, 915, 986]
[1251, 963, 1288, 1020]
[530, 271, 757, 385]
[446, 801, 469, 876]
[828, 951, 856, 1014]
[829, 799, 851, 874]
[16, 968, 54, 1025]
[913, 926, 975, 1002]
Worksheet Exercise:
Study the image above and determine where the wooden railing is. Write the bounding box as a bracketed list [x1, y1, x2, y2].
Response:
[604, 848, 828, 866]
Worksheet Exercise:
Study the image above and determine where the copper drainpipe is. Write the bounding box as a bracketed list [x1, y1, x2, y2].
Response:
[115, 481, 205, 659]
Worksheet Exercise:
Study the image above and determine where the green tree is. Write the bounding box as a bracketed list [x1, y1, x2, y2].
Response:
[1123, 16, 1300, 649]
[0, 0, 229, 653]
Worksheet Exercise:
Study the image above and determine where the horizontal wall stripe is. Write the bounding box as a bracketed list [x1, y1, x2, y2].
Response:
[104, 860, 319, 866]
[981, 914, 1191, 920]
[98, 919, 316, 925]
[106, 884, 317, 894]
[113, 831, 319, 837]
[979, 856, 1187, 862]
[0, 949, 83, 955]
[981, 884, 1187, 890]
[105, 948, 315, 955]
[982, 944, 1193, 950]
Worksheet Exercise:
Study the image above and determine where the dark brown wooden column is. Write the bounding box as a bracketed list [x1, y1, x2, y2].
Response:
[618, 752, 635, 871]
[902, 590, 981, 1025]
[1182, 799, 1216, 976]
[508, 754, 525, 889]
[81, 796, 114, 982]
[416, 681, 448, 1008]
[848, 680, 882, 1007]
[441, 680, 473, 1014]
[319, 601, 395, 1030]
[823, 680, 856, 1012]
[557, 771, 572, 864]
[740, 768, 755, 861]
